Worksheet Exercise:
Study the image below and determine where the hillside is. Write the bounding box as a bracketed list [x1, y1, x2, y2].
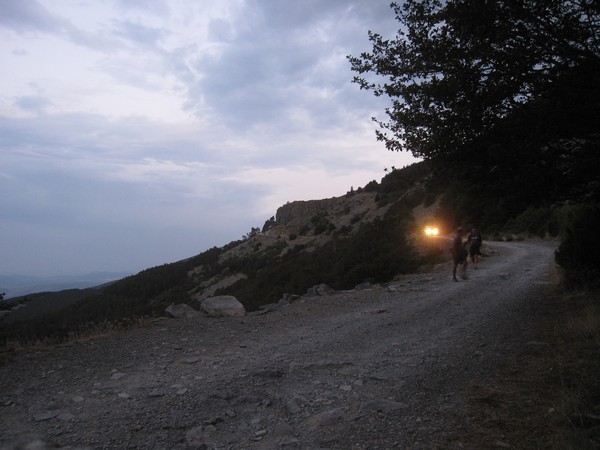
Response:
[1, 158, 596, 346]
[0, 272, 129, 300]
[0, 162, 434, 343]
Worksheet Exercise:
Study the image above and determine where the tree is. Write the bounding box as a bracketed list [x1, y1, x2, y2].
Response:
[243, 227, 261, 240]
[348, 0, 600, 160]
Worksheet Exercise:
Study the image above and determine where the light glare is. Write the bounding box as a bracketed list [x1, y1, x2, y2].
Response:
[424, 226, 439, 236]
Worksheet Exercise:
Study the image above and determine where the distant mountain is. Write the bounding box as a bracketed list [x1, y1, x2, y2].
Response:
[0, 272, 130, 299]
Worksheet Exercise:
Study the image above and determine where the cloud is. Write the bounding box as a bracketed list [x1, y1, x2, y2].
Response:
[0, 0, 119, 51]
[14, 94, 54, 113]
[114, 0, 171, 17]
[111, 20, 166, 48]
[0, 0, 418, 277]
[0, 0, 66, 34]
[180, 0, 397, 132]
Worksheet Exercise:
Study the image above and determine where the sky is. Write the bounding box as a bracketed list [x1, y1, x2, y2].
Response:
[0, 0, 418, 278]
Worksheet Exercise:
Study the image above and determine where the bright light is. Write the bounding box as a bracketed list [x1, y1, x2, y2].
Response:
[424, 226, 439, 236]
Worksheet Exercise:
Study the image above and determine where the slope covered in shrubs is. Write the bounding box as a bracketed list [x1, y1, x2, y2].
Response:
[1, 158, 598, 346]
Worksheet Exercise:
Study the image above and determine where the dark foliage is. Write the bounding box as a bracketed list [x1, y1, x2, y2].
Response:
[349, 0, 600, 237]
[555, 205, 600, 289]
[349, 0, 600, 159]
[0, 247, 226, 345]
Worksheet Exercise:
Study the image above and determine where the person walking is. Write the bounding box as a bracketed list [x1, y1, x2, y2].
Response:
[452, 227, 468, 281]
[467, 227, 483, 269]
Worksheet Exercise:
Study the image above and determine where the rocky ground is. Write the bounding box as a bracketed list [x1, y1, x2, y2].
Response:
[1, 240, 598, 449]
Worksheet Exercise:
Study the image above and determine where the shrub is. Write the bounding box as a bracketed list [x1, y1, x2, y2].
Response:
[555, 204, 600, 289]
[298, 224, 310, 235]
[423, 192, 436, 207]
[350, 214, 363, 224]
[364, 180, 379, 192]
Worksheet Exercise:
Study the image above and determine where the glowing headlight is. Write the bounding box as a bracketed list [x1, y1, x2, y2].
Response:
[424, 226, 439, 236]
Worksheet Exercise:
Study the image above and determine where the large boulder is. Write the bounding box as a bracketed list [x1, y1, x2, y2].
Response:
[200, 295, 246, 317]
[164, 303, 200, 319]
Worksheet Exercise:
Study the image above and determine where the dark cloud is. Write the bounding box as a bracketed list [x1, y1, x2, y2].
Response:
[181, 0, 396, 131]
[0, 0, 120, 51]
[113, 0, 170, 17]
[111, 20, 166, 48]
[14, 95, 53, 113]
[0, 0, 67, 33]
[207, 18, 234, 43]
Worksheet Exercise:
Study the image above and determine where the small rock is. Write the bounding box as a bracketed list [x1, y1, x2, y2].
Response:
[148, 390, 165, 398]
[357, 399, 408, 416]
[306, 407, 346, 427]
[286, 394, 309, 414]
[272, 422, 294, 437]
[58, 413, 75, 421]
[185, 426, 208, 448]
[33, 411, 59, 422]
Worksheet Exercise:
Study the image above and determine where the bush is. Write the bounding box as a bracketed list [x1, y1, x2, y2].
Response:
[555, 204, 600, 289]
[423, 192, 436, 207]
[508, 206, 554, 236]
[298, 224, 310, 235]
[364, 180, 379, 192]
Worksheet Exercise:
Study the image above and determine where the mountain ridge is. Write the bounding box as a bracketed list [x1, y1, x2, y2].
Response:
[0, 271, 131, 299]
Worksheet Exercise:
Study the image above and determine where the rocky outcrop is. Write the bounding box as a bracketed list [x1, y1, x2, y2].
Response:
[276, 198, 339, 225]
[190, 273, 248, 302]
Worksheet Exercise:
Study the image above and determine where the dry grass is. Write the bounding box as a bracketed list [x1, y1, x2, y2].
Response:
[445, 288, 600, 449]
[0, 317, 149, 364]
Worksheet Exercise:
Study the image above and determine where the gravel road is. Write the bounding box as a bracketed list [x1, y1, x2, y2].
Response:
[0, 240, 558, 449]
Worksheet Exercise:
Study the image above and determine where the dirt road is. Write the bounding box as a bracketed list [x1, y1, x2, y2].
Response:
[0, 240, 559, 449]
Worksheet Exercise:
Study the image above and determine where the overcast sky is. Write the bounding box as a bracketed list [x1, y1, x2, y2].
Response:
[0, 0, 417, 278]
